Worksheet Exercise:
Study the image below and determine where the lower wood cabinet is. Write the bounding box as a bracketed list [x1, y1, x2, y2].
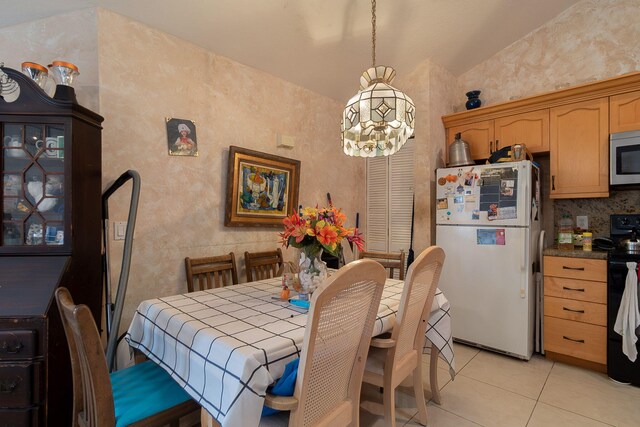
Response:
[543, 256, 607, 369]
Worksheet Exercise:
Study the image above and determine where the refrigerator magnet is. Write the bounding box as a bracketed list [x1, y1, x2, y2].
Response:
[471, 210, 480, 220]
[487, 203, 498, 220]
[436, 198, 448, 209]
[456, 184, 464, 194]
[454, 195, 464, 204]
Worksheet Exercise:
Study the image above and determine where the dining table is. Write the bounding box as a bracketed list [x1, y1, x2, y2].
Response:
[125, 275, 455, 427]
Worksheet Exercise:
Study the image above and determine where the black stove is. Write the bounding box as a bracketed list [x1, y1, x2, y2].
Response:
[607, 214, 640, 386]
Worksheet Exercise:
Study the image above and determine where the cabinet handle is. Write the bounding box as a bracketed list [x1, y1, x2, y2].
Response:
[562, 286, 585, 292]
[562, 266, 585, 271]
[495, 139, 499, 150]
[1, 341, 24, 354]
[0, 379, 19, 393]
[563, 307, 585, 314]
[489, 141, 493, 153]
[562, 336, 585, 344]
[551, 175, 556, 191]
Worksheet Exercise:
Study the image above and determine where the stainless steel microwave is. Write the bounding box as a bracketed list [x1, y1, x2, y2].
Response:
[610, 130, 640, 186]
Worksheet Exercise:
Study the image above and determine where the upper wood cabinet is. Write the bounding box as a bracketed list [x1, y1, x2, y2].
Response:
[446, 110, 550, 162]
[610, 90, 640, 133]
[446, 120, 493, 160]
[550, 98, 609, 199]
[494, 110, 550, 153]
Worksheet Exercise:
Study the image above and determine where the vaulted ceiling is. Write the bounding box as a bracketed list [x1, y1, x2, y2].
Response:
[1, 0, 581, 101]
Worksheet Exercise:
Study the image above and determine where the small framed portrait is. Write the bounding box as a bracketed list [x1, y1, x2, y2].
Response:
[166, 117, 198, 156]
[225, 146, 300, 227]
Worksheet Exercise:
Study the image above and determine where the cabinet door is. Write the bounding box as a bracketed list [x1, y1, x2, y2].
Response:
[2, 121, 68, 251]
[610, 90, 640, 133]
[494, 110, 550, 153]
[447, 120, 494, 160]
[550, 98, 609, 198]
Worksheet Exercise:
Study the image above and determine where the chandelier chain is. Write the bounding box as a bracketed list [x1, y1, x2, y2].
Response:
[371, 0, 376, 67]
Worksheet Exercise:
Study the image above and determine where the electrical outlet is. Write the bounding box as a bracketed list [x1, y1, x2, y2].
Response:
[576, 215, 589, 230]
[114, 221, 126, 240]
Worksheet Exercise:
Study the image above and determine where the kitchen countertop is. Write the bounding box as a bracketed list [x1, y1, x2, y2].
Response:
[543, 247, 608, 260]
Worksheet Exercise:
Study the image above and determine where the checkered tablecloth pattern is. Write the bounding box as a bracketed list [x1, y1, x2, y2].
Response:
[125, 277, 454, 427]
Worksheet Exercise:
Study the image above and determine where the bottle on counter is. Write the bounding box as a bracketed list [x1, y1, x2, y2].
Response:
[558, 214, 574, 251]
[582, 232, 593, 251]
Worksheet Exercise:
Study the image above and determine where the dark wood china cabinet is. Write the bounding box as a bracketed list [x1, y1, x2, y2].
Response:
[0, 66, 103, 426]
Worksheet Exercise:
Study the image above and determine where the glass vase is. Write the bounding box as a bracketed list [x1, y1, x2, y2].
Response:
[297, 246, 328, 301]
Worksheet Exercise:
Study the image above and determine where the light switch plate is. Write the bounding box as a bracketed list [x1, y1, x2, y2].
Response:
[114, 221, 126, 240]
[576, 215, 588, 230]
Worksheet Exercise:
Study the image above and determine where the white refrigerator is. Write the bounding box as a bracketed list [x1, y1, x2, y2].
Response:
[435, 160, 541, 360]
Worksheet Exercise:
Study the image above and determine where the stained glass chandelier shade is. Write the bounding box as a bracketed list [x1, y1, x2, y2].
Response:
[340, 0, 415, 157]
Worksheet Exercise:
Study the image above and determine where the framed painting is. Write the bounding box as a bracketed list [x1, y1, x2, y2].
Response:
[166, 117, 198, 156]
[225, 146, 300, 227]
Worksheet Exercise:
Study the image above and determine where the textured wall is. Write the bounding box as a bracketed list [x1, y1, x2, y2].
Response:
[0, 9, 99, 111]
[456, 0, 640, 109]
[397, 59, 459, 251]
[96, 10, 364, 331]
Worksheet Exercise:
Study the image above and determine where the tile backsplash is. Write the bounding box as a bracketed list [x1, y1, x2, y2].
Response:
[554, 190, 640, 238]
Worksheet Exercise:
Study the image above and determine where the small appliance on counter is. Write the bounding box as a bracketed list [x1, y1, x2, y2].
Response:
[606, 214, 640, 386]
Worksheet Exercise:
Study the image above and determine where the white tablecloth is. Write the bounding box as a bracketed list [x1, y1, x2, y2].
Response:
[125, 277, 454, 427]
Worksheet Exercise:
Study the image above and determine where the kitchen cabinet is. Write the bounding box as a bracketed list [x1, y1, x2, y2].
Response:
[1, 66, 103, 426]
[610, 90, 640, 133]
[446, 120, 493, 161]
[447, 109, 549, 160]
[494, 110, 549, 153]
[549, 98, 609, 199]
[446, 110, 550, 162]
[543, 256, 607, 370]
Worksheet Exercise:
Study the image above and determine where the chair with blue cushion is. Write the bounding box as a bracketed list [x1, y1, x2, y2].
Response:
[261, 258, 387, 426]
[55, 287, 199, 427]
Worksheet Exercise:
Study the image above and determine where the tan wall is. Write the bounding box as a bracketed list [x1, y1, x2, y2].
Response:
[1, 8, 365, 335]
[0, 9, 99, 111]
[96, 10, 365, 330]
[396, 59, 458, 252]
[457, 0, 640, 109]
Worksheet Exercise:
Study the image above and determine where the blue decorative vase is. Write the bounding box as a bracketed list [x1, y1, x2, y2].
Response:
[465, 90, 482, 110]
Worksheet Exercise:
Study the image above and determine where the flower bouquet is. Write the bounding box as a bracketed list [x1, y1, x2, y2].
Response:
[279, 205, 364, 299]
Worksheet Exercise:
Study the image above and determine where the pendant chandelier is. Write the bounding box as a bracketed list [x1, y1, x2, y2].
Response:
[341, 0, 415, 157]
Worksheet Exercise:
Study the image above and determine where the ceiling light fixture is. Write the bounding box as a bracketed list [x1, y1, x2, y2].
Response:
[341, 0, 415, 157]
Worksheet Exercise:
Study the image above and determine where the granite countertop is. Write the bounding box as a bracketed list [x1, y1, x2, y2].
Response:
[543, 247, 608, 260]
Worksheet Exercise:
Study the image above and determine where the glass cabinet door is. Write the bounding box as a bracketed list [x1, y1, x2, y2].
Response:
[2, 122, 66, 248]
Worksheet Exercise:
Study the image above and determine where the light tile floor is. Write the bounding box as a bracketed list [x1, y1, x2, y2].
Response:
[359, 342, 640, 427]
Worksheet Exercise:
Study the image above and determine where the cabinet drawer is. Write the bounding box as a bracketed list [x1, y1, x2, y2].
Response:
[544, 276, 606, 303]
[544, 316, 606, 364]
[0, 407, 40, 427]
[0, 330, 38, 360]
[0, 362, 42, 407]
[544, 256, 606, 281]
[544, 296, 606, 326]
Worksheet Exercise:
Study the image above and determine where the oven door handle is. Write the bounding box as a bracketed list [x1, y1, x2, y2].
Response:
[609, 260, 632, 268]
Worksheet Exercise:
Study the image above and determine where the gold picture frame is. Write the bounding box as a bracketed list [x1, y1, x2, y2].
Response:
[166, 117, 198, 156]
[224, 146, 300, 227]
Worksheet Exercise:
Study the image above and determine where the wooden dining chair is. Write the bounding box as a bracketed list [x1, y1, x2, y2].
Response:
[256, 258, 387, 427]
[55, 287, 199, 427]
[185, 252, 239, 292]
[358, 249, 406, 280]
[361, 246, 445, 427]
[245, 248, 284, 281]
